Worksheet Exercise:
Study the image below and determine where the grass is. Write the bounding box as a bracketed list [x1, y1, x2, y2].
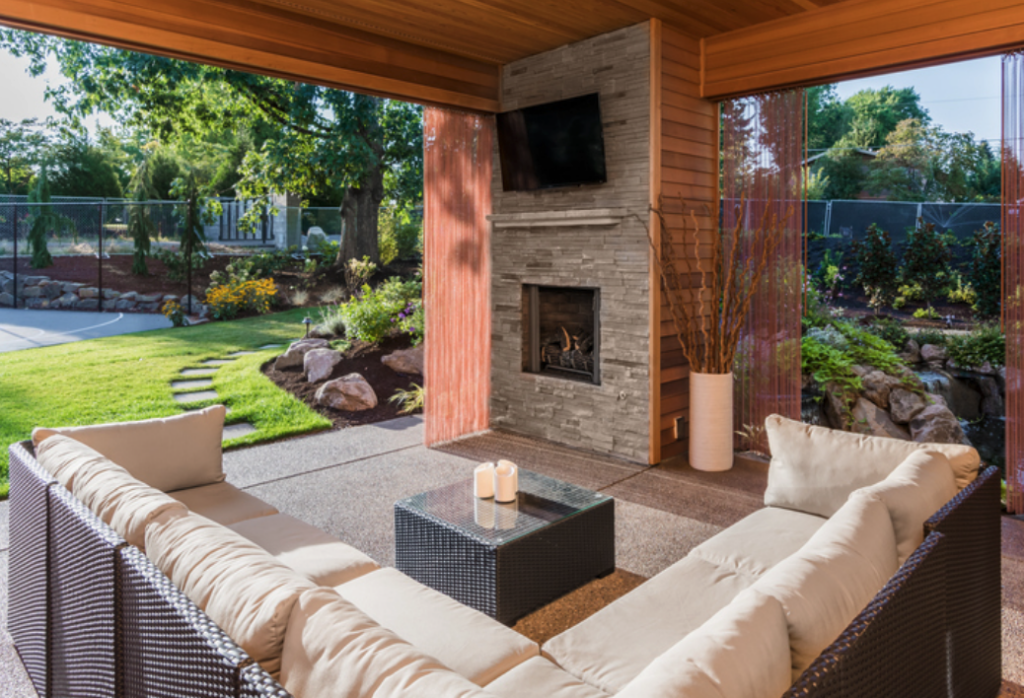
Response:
[0, 307, 332, 498]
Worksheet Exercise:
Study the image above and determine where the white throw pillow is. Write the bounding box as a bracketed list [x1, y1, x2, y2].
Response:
[764, 414, 978, 517]
[32, 405, 227, 492]
[852, 450, 957, 565]
[615, 588, 792, 698]
[751, 494, 899, 680]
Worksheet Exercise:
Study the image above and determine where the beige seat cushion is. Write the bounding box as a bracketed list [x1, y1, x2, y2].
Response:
[542, 555, 757, 694]
[853, 450, 958, 565]
[485, 657, 609, 698]
[689, 506, 826, 578]
[764, 414, 979, 518]
[229, 513, 378, 587]
[280, 587, 498, 698]
[335, 567, 538, 685]
[169, 481, 278, 526]
[146, 511, 316, 676]
[35, 433, 124, 491]
[32, 405, 227, 492]
[616, 588, 792, 698]
[751, 494, 900, 680]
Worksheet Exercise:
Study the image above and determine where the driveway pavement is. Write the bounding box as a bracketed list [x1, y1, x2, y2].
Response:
[0, 309, 170, 353]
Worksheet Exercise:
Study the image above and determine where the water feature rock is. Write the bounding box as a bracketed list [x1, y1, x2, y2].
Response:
[382, 345, 424, 376]
[316, 373, 377, 411]
[850, 365, 871, 377]
[900, 339, 921, 364]
[275, 338, 330, 370]
[822, 382, 852, 430]
[304, 348, 343, 383]
[915, 368, 981, 421]
[889, 388, 928, 424]
[910, 404, 967, 445]
[977, 376, 1004, 417]
[927, 393, 948, 409]
[852, 397, 911, 440]
[861, 371, 901, 409]
[920, 344, 947, 364]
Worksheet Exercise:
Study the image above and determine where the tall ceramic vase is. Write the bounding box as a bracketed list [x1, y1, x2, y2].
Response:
[689, 371, 734, 472]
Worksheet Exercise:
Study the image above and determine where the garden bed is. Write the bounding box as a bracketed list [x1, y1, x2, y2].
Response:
[262, 334, 422, 429]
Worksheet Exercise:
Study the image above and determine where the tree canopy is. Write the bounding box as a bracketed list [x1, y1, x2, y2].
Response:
[0, 118, 47, 195]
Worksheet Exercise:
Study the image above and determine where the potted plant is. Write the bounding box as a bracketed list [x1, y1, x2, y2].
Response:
[646, 199, 791, 471]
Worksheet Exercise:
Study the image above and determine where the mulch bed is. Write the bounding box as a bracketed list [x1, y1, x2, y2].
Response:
[262, 334, 422, 429]
[829, 290, 978, 330]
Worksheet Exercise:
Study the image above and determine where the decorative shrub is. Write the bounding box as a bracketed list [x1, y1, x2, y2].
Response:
[946, 324, 1005, 368]
[862, 317, 909, 351]
[901, 221, 953, 308]
[379, 209, 422, 265]
[154, 247, 208, 282]
[345, 256, 377, 291]
[395, 301, 424, 346]
[389, 384, 424, 415]
[912, 307, 941, 320]
[337, 276, 422, 343]
[207, 250, 292, 291]
[946, 272, 977, 306]
[205, 278, 278, 320]
[910, 328, 947, 347]
[968, 222, 1001, 318]
[161, 300, 189, 327]
[852, 224, 899, 312]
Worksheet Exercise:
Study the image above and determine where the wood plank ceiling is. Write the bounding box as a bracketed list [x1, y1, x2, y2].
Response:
[0, 0, 848, 111]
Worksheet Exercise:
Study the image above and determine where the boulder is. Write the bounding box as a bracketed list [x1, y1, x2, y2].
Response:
[274, 338, 331, 370]
[920, 344, 947, 364]
[62, 282, 84, 294]
[114, 299, 137, 311]
[101, 288, 121, 300]
[850, 365, 872, 378]
[119, 291, 139, 302]
[137, 293, 162, 303]
[822, 382, 853, 430]
[20, 285, 42, 298]
[55, 293, 79, 309]
[852, 397, 911, 441]
[138, 302, 161, 312]
[910, 404, 967, 445]
[0, 292, 13, 307]
[41, 282, 62, 300]
[24, 298, 47, 309]
[926, 393, 948, 409]
[900, 339, 922, 364]
[316, 373, 377, 411]
[162, 295, 179, 303]
[889, 388, 929, 424]
[304, 348, 343, 383]
[382, 345, 425, 376]
[1, 277, 22, 295]
[22, 275, 49, 286]
[77, 298, 99, 311]
[306, 227, 328, 251]
[861, 370, 901, 409]
[79, 287, 99, 299]
[101, 298, 118, 311]
[977, 376, 1004, 417]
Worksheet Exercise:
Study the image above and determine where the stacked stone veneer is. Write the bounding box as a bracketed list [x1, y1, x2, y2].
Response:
[489, 23, 652, 463]
[0, 270, 180, 312]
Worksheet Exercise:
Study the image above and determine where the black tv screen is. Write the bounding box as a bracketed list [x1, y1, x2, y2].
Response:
[497, 93, 607, 192]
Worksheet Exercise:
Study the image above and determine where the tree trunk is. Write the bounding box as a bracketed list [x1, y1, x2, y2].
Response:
[336, 162, 385, 269]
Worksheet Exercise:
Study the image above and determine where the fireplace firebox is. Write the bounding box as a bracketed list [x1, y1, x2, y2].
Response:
[523, 285, 600, 384]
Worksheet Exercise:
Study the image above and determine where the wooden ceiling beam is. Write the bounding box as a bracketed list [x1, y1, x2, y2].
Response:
[0, 0, 500, 112]
[702, 0, 1024, 99]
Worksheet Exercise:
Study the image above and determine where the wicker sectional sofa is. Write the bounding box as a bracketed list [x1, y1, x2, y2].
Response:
[8, 409, 1002, 698]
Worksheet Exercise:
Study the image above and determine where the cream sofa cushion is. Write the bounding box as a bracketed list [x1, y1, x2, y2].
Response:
[169, 481, 278, 526]
[32, 405, 227, 492]
[146, 510, 316, 676]
[280, 587, 498, 698]
[764, 414, 979, 517]
[35, 433, 120, 491]
[485, 657, 609, 698]
[229, 513, 378, 587]
[751, 494, 899, 680]
[689, 506, 826, 577]
[615, 588, 792, 698]
[336, 567, 538, 685]
[542, 555, 756, 694]
[853, 450, 957, 564]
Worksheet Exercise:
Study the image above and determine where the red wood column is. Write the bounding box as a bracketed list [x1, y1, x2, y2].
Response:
[1004, 52, 1023, 514]
[423, 108, 494, 446]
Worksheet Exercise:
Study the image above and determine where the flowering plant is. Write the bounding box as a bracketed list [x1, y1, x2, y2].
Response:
[161, 300, 189, 328]
[394, 301, 424, 346]
[205, 278, 277, 320]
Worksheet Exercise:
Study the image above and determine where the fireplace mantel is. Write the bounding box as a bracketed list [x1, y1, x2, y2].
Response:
[487, 208, 629, 229]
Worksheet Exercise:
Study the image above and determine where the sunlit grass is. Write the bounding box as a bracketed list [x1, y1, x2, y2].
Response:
[0, 308, 331, 498]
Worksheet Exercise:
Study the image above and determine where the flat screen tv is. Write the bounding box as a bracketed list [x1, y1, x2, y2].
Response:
[497, 93, 607, 192]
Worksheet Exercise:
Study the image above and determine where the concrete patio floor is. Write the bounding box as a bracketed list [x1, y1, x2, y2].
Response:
[1, 416, 1022, 695]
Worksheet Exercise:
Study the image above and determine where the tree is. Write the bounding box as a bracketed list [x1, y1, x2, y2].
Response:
[0, 118, 46, 195]
[839, 86, 930, 150]
[26, 167, 72, 268]
[0, 30, 424, 270]
[806, 85, 853, 152]
[901, 221, 953, 308]
[127, 154, 159, 275]
[47, 131, 124, 198]
[852, 224, 899, 312]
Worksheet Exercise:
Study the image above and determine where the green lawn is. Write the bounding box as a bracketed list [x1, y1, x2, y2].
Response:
[0, 308, 332, 498]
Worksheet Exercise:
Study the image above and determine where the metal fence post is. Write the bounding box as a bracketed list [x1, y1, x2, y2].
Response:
[186, 198, 193, 316]
[97, 205, 104, 311]
[13, 204, 18, 309]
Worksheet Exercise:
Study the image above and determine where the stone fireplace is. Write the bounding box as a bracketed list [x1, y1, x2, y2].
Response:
[523, 285, 600, 384]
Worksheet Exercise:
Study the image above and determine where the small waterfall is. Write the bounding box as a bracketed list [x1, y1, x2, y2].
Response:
[916, 369, 952, 398]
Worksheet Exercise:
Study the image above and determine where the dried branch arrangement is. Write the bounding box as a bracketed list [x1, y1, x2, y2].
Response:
[642, 197, 793, 374]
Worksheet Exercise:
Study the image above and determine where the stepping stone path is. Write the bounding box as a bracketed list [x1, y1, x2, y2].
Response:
[168, 344, 290, 442]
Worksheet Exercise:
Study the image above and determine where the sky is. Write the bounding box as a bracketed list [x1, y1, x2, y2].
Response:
[0, 45, 1005, 144]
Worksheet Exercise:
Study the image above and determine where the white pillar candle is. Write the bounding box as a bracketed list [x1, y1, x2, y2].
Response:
[494, 461, 518, 503]
[474, 497, 496, 529]
[474, 462, 496, 499]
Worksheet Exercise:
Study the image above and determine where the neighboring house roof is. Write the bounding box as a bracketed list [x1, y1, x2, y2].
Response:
[802, 148, 877, 167]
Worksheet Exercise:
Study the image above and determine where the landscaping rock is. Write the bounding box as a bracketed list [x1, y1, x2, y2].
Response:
[306, 227, 328, 250]
[101, 298, 118, 311]
[889, 388, 928, 424]
[55, 293, 79, 309]
[79, 287, 99, 299]
[119, 291, 139, 302]
[162, 294, 179, 303]
[41, 282, 62, 300]
[138, 302, 161, 312]
[115, 299, 137, 311]
[978, 376, 1004, 417]
[852, 397, 911, 441]
[900, 339, 922, 364]
[137, 293, 162, 303]
[850, 365, 872, 378]
[927, 393, 948, 409]
[20, 285, 42, 298]
[382, 345, 424, 376]
[316, 373, 377, 411]
[1, 278, 22, 295]
[24, 298, 46, 309]
[920, 344, 947, 365]
[77, 298, 99, 311]
[62, 282, 84, 294]
[910, 404, 967, 445]
[861, 370, 900, 409]
[896, 366, 925, 390]
[0, 292, 14, 307]
[0, 270, 11, 280]
[101, 288, 121, 300]
[274, 338, 330, 370]
[304, 348, 343, 383]
[822, 382, 852, 430]
[22, 275, 49, 285]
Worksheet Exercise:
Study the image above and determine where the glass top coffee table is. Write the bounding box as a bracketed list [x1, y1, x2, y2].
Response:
[395, 470, 615, 625]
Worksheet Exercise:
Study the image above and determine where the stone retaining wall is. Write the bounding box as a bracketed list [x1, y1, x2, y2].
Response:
[0, 270, 183, 313]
